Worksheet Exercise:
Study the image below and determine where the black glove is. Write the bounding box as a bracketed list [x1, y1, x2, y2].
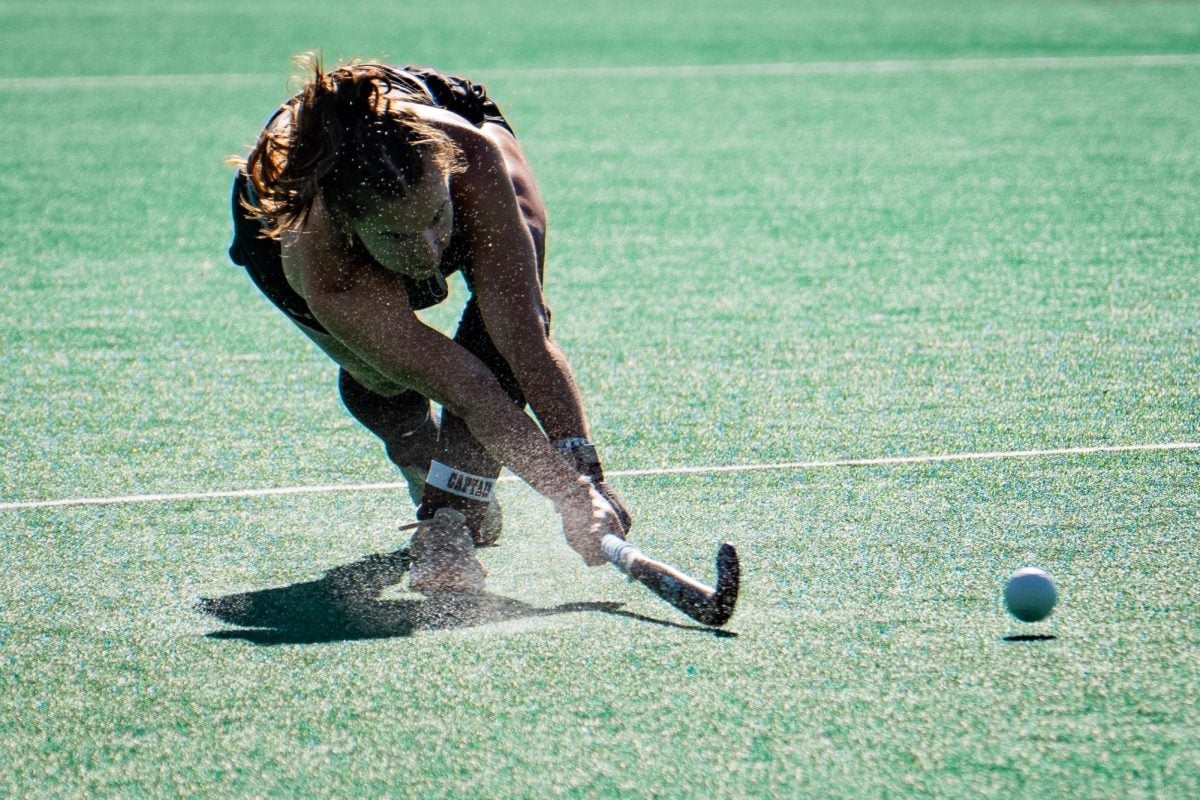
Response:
[557, 440, 632, 533]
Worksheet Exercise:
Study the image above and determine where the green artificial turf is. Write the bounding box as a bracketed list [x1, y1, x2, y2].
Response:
[2, 1, 1198, 797]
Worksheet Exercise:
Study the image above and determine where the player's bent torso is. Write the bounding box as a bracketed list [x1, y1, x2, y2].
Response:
[229, 66, 520, 331]
[280, 105, 498, 305]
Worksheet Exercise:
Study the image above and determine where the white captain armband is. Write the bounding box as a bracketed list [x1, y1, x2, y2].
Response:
[426, 460, 497, 502]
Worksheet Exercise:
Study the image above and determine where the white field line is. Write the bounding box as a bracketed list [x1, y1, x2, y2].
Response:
[1, 441, 1196, 512]
[489, 53, 1200, 80]
[1, 53, 1198, 91]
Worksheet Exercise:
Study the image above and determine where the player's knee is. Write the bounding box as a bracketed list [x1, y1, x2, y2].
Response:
[339, 369, 432, 442]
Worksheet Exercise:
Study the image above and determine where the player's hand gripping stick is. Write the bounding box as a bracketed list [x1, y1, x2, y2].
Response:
[600, 534, 740, 627]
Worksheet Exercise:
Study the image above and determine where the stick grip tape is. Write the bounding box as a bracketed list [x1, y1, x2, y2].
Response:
[601, 533, 638, 571]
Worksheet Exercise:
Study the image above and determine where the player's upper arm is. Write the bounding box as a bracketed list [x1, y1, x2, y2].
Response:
[453, 133, 550, 358]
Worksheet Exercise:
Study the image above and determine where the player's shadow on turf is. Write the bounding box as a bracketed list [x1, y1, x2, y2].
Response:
[198, 548, 716, 645]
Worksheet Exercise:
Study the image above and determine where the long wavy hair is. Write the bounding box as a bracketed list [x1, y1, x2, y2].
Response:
[232, 52, 466, 238]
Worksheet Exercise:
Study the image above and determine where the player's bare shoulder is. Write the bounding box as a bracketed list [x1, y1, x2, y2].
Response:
[397, 101, 517, 208]
[280, 193, 359, 297]
[397, 100, 502, 166]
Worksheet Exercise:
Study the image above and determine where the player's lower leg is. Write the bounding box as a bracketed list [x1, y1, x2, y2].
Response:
[338, 370, 439, 507]
[417, 410, 503, 547]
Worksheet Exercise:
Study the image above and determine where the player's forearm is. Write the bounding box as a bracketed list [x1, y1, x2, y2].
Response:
[307, 290, 579, 503]
[366, 339, 584, 503]
[348, 336, 583, 502]
[506, 337, 591, 443]
[456, 397, 586, 502]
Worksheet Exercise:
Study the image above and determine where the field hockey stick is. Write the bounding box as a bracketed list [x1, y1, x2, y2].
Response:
[600, 534, 740, 627]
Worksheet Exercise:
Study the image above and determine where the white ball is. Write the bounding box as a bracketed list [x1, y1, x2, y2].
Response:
[1004, 567, 1057, 622]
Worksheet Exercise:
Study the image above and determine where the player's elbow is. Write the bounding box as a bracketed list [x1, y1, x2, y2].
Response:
[440, 366, 514, 422]
[503, 334, 562, 388]
[304, 287, 364, 335]
[492, 306, 554, 370]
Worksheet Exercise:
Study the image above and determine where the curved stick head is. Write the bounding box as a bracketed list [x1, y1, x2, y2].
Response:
[700, 542, 740, 627]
